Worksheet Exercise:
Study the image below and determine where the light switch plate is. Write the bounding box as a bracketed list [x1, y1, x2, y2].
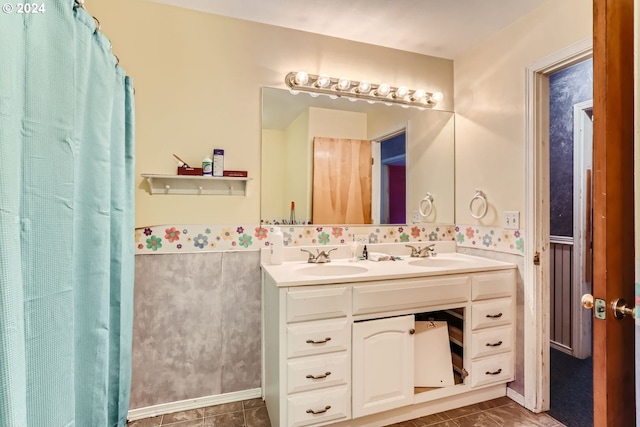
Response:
[354, 234, 369, 244]
[503, 211, 520, 229]
[412, 210, 421, 223]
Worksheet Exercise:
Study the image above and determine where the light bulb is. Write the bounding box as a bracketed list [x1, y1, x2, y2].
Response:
[395, 86, 409, 98]
[357, 81, 371, 94]
[432, 92, 444, 102]
[375, 83, 391, 97]
[309, 92, 319, 98]
[412, 89, 427, 101]
[337, 77, 351, 91]
[294, 71, 309, 85]
[289, 89, 300, 95]
[316, 74, 331, 88]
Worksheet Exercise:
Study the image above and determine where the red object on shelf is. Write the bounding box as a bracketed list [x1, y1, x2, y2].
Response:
[177, 167, 203, 176]
[223, 170, 248, 177]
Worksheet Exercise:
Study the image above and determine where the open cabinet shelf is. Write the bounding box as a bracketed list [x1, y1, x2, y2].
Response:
[141, 174, 252, 196]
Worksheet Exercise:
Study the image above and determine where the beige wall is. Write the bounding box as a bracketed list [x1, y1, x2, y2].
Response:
[454, 0, 592, 226]
[89, 0, 454, 228]
[260, 129, 285, 221]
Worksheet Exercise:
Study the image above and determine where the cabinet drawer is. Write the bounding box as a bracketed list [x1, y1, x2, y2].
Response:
[287, 320, 350, 358]
[470, 326, 513, 359]
[471, 270, 515, 301]
[470, 353, 514, 388]
[471, 298, 513, 330]
[352, 275, 469, 316]
[287, 385, 350, 427]
[287, 286, 349, 323]
[287, 353, 349, 394]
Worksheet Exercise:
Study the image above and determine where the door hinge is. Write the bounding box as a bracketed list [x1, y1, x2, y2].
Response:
[371, 157, 374, 165]
[533, 251, 540, 265]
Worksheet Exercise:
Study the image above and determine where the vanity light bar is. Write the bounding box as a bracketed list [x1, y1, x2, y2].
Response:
[285, 71, 443, 108]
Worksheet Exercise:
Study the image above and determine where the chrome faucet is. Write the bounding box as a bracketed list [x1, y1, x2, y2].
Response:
[405, 244, 437, 258]
[300, 248, 337, 263]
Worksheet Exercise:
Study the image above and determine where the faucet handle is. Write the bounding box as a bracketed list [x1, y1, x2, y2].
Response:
[300, 249, 317, 262]
[405, 244, 420, 257]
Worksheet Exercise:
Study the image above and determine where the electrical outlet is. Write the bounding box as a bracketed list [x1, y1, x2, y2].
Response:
[412, 210, 421, 223]
[354, 234, 369, 244]
[503, 211, 520, 229]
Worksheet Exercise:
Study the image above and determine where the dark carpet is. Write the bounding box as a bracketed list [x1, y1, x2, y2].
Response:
[548, 347, 593, 427]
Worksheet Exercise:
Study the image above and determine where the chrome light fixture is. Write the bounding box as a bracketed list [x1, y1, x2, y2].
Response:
[285, 71, 443, 108]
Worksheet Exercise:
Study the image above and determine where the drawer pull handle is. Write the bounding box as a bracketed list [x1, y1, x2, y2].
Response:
[486, 341, 503, 347]
[306, 337, 332, 344]
[306, 371, 331, 380]
[486, 313, 503, 319]
[485, 368, 503, 376]
[306, 405, 331, 415]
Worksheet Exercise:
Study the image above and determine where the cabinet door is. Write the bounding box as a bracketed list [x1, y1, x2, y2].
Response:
[352, 315, 414, 418]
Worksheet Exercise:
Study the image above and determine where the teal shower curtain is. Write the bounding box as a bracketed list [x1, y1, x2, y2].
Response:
[0, 2, 135, 426]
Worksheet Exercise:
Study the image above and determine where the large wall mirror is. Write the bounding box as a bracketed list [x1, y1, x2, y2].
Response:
[261, 87, 455, 225]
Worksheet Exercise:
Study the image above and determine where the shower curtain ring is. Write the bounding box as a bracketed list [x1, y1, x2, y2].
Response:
[93, 16, 101, 31]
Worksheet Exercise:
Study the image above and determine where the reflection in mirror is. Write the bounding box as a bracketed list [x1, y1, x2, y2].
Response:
[261, 87, 455, 226]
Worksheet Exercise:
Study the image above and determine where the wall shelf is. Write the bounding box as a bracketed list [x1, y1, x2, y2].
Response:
[141, 174, 252, 196]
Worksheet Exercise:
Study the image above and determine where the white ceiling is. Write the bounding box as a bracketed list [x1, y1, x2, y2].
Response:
[147, 0, 549, 59]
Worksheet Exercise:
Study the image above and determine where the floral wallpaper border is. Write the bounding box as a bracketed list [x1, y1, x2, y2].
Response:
[135, 223, 525, 256]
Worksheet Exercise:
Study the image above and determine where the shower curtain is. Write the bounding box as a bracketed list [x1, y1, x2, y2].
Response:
[0, 2, 135, 426]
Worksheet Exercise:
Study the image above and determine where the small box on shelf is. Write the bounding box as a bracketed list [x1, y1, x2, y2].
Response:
[177, 167, 203, 176]
[223, 170, 248, 177]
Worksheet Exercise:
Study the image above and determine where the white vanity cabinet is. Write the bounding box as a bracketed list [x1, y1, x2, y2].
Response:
[262, 263, 517, 427]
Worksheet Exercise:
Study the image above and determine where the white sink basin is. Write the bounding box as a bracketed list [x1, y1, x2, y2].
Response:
[297, 264, 369, 277]
[409, 256, 476, 269]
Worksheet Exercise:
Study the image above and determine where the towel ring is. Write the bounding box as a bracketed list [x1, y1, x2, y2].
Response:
[419, 193, 434, 217]
[469, 189, 488, 219]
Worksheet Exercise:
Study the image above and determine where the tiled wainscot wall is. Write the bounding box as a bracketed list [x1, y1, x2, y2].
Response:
[132, 223, 525, 412]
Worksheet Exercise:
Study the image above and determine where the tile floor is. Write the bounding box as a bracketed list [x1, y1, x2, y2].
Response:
[127, 396, 566, 427]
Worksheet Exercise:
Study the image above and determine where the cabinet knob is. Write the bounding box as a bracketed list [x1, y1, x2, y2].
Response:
[409, 328, 416, 334]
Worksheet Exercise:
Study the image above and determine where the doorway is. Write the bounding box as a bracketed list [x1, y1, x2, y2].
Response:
[379, 132, 407, 224]
[547, 59, 594, 427]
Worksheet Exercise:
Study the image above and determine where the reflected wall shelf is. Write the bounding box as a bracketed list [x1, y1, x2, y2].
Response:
[142, 174, 251, 196]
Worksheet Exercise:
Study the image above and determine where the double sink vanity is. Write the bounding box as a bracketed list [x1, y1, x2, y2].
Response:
[261, 242, 516, 427]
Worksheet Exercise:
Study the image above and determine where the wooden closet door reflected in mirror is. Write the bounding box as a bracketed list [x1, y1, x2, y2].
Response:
[312, 137, 372, 224]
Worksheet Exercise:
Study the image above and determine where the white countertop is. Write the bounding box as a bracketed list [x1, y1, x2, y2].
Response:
[261, 242, 517, 287]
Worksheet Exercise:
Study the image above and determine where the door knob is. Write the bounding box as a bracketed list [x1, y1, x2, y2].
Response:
[611, 298, 636, 319]
[582, 294, 636, 320]
[582, 294, 606, 320]
[581, 294, 594, 309]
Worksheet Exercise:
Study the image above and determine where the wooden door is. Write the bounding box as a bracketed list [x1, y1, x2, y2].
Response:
[352, 315, 414, 418]
[592, 0, 635, 425]
[312, 137, 372, 224]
